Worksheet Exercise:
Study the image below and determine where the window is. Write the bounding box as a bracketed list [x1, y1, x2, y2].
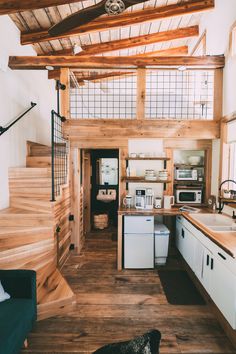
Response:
[226, 120, 236, 190]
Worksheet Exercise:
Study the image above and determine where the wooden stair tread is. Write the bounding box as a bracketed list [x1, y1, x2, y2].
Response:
[0, 225, 51, 235]
[37, 269, 75, 320]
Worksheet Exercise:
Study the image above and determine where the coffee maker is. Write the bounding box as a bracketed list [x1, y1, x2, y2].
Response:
[135, 188, 154, 209]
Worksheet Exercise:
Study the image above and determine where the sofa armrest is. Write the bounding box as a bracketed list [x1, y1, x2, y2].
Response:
[0, 270, 36, 302]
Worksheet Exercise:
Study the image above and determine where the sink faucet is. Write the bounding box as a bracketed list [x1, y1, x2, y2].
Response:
[218, 179, 236, 213]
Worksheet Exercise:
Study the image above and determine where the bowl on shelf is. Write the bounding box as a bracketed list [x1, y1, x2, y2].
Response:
[158, 170, 168, 181]
[188, 156, 201, 165]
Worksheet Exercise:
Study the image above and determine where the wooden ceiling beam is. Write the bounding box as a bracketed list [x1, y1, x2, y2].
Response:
[74, 71, 134, 83]
[132, 46, 189, 57]
[21, 0, 214, 45]
[75, 26, 198, 56]
[8, 55, 225, 70]
[0, 0, 82, 14]
[41, 45, 189, 57]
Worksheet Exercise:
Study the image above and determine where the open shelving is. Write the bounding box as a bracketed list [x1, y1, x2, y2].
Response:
[122, 177, 171, 184]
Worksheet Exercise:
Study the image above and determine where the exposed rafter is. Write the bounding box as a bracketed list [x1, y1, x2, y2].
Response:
[132, 46, 189, 57]
[75, 26, 198, 56]
[41, 45, 189, 57]
[21, 0, 214, 45]
[0, 0, 82, 14]
[74, 71, 134, 83]
[8, 55, 225, 70]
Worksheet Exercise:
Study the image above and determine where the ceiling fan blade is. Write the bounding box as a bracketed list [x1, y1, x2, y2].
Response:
[49, 0, 150, 36]
[49, 0, 106, 36]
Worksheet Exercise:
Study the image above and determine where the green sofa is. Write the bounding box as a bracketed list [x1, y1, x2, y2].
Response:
[0, 270, 37, 354]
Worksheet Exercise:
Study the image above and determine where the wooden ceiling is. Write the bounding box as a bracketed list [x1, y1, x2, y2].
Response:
[7, 0, 214, 57]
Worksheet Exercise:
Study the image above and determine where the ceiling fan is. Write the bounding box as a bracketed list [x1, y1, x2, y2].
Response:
[48, 0, 149, 36]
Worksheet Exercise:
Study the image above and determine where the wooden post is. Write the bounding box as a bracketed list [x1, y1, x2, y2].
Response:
[117, 214, 123, 270]
[213, 68, 223, 121]
[60, 68, 70, 118]
[164, 148, 174, 196]
[136, 68, 146, 120]
[119, 146, 128, 206]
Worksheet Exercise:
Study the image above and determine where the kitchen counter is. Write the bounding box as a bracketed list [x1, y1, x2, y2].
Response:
[184, 213, 236, 259]
[117, 207, 236, 270]
[118, 206, 182, 216]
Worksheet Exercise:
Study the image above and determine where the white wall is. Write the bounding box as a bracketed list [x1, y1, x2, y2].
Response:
[0, 16, 56, 209]
[191, 0, 236, 214]
[191, 0, 236, 116]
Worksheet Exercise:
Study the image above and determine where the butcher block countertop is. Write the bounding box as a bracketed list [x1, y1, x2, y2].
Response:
[117, 207, 236, 262]
[184, 212, 236, 259]
[118, 206, 182, 216]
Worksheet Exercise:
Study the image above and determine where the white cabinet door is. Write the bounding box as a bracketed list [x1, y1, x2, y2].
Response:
[176, 219, 182, 252]
[210, 254, 236, 329]
[201, 247, 213, 295]
[124, 234, 154, 269]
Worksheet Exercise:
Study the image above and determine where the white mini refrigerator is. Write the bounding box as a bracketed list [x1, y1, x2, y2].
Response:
[124, 216, 154, 269]
[154, 223, 170, 265]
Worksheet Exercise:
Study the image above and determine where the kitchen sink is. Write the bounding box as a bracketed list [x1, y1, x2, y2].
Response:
[190, 213, 233, 226]
[190, 213, 236, 233]
[208, 225, 236, 232]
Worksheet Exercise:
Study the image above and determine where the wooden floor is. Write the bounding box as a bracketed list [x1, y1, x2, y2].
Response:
[22, 228, 236, 354]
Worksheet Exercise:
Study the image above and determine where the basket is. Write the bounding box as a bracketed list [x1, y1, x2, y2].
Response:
[93, 213, 108, 230]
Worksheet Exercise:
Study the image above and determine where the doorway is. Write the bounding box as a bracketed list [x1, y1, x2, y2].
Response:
[81, 149, 119, 238]
[90, 149, 119, 229]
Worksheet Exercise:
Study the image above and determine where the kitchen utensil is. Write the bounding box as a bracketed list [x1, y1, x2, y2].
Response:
[188, 156, 201, 165]
[154, 197, 162, 209]
[163, 196, 175, 209]
[123, 195, 133, 208]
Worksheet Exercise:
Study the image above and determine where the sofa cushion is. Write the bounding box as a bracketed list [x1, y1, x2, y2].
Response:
[0, 298, 35, 354]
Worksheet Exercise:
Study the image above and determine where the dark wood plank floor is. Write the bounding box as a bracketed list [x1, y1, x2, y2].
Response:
[22, 228, 236, 354]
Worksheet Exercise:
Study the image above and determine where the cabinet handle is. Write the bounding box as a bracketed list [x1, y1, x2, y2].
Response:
[206, 254, 210, 266]
[218, 252, 226, 260]
[181, 228, 185, 238]
[211, 258, 214, 270]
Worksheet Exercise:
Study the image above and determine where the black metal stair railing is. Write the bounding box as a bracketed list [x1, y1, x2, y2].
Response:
[0, 102, 37, 136]
[51, 110, 69, 202]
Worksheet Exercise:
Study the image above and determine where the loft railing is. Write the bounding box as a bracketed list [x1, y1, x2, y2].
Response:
[0, 102, 37, 136]
[51, 110, 68, 202]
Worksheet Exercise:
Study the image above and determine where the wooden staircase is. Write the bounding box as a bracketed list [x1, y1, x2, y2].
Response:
[0, 141, 75, 320]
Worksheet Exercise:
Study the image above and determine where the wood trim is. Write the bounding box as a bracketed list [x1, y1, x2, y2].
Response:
[48, 69, 61, 80]
[205, 148, 212, 202]
[64, 119, 220, 140]
[60, 68, 70, 118]
[213, 69, 223, 121]
[21, 0, 215, 45]
[8, 55, 225, 70]
[136, 68, 146, 120]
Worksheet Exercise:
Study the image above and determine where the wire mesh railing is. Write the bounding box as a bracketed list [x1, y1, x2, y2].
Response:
[51, 110, 69, 202]
[69, 69, 215, 120]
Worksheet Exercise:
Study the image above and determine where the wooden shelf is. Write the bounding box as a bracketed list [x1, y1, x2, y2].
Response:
[122, 176, 171, 183]
[174, 164, 205, 168]
[126, 157, 170, 161]
[174, 180, 204, 186]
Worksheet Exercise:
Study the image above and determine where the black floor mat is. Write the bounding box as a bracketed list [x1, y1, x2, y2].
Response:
[158, 270, 206, 305]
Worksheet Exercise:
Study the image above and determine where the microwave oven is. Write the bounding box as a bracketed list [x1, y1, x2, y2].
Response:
[175, 169, 198, 181]
[176, 189, 202, 204]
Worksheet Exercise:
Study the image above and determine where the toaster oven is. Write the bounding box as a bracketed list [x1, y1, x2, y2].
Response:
[175, 169, 198, 181]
